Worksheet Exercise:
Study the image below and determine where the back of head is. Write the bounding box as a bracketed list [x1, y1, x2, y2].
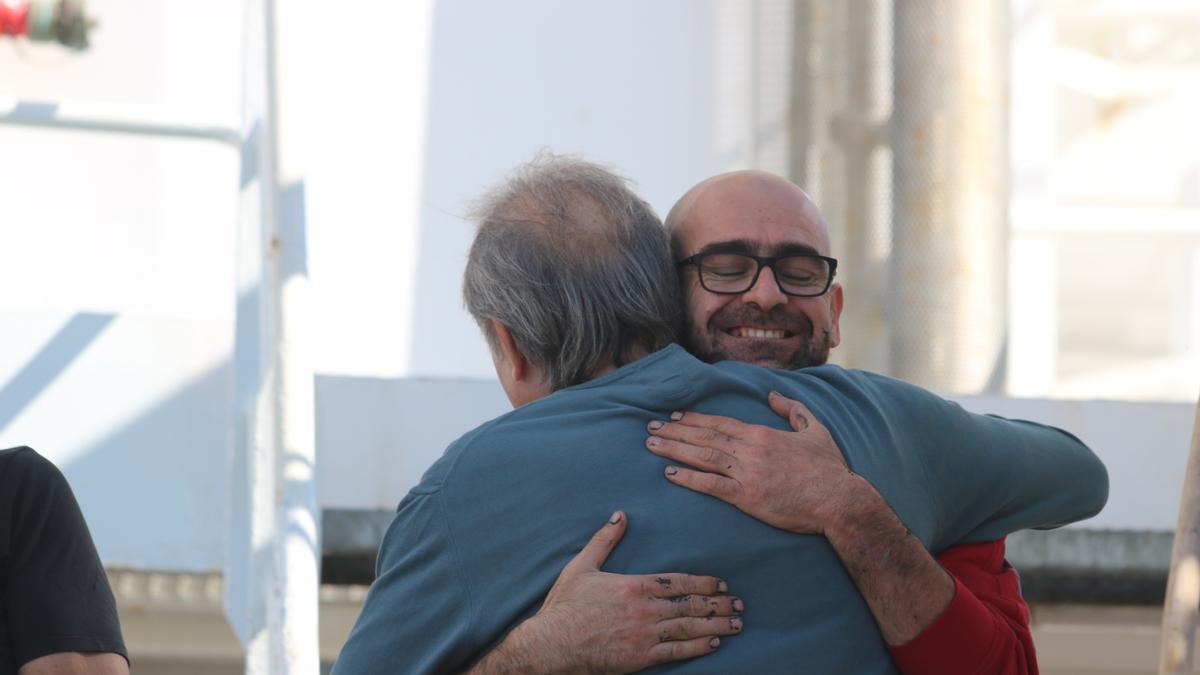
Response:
[463, 153, 682, 391]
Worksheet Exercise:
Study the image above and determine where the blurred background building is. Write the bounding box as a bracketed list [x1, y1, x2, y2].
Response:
[1, 0, 1198, 673]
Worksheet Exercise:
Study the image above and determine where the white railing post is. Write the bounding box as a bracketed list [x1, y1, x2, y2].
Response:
[1160, 396, 1200, 674]
[229, 0, 319, 672]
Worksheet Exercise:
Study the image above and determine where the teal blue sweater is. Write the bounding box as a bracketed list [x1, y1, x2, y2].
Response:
[333, 345, 1108, 674]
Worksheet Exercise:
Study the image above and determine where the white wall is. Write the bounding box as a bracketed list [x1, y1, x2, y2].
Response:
[1, 0, 242, 572]
[0, 0, 787, 571]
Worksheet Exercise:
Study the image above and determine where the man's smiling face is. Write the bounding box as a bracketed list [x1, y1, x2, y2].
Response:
[669, 172, 844, 369]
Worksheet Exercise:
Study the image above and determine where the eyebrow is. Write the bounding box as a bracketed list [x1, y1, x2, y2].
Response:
[695, 239, 823, 258]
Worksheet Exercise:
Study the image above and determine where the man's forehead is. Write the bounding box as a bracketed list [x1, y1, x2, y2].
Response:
[693, 237, 823, 258]
[681, 205, 831, 257]
[674, 172, 832, 256]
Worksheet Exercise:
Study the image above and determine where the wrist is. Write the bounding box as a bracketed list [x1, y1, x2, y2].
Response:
[820, 472, 890, 540]
[817, 475, 956, 645]
[471, 613, 573, 675]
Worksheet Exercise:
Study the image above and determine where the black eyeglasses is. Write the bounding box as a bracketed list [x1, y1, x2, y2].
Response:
[676, 251, 838, 297]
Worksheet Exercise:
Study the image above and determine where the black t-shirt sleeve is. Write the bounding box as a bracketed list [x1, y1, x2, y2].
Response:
[0, 447, 128, 671]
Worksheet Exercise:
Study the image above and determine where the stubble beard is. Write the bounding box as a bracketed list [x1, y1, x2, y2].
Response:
[684, 305, 834, 370]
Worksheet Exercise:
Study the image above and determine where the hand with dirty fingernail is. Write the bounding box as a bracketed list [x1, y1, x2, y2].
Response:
[644, 391, 857, 536]
[470, 511, 743, 674]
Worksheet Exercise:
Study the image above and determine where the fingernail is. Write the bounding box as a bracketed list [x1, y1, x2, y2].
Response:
[670, 411, 684, 421]
[732, 597, 744, 613]
[769, 390, 781, 398]
[646, 436, 661, 447]
[708, 637, 720, 649]
[730, 617, 743, 631]
[608, 511, 621, 524]
[665, 466, 679, 476]
[647, 420, 664, 431]
[716, 579, 728, 593]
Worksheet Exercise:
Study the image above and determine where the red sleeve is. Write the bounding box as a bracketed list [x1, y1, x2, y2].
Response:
[887, 538, 1037, 675]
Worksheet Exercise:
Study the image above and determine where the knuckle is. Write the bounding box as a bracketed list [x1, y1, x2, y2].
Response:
[660, 641, 685, 661]
[743, 483, 763, 502]
[668, 576, 695, 599]
[677, 594, 700, 616]
[626, 578, 648, 598]
[702, 596, 723, 613]
[641, 600, 664, 620]
[714, 422, 738, 439]
[650, 574, 676, 595]
[589, 531, 614, 548]
[748, 427, 773, 444]
[667, 594, 693, 615]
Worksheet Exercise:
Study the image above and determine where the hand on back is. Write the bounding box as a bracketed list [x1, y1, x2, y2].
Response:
[481, 512, 743, 674]
[474, 391, 850, 674]
[645, 390, 862, 534]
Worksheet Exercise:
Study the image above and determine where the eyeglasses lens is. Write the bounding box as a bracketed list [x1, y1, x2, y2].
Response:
[699, 254, 830, 296]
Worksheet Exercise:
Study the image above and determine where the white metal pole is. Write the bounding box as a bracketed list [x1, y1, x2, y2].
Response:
[834, 0, 891, 374]
[889, 0, 1009, 393]
[1160, 396, 1200, 674]
[229, 0, 278, 672]
[263, 0, 320, 671]
[787, 0, 817, 190]
[230, 0, 319, 672]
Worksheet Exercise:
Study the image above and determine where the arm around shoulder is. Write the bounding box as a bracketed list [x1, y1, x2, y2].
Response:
[928, 411, 1109, 548]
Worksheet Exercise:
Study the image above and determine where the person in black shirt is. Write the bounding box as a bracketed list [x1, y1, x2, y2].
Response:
[0, 447, 128, 675]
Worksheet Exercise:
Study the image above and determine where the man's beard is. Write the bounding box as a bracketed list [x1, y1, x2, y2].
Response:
[684, 304, 833, 370]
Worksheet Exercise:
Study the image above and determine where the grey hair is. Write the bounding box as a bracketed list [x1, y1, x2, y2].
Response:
[463, 153, 682, 392]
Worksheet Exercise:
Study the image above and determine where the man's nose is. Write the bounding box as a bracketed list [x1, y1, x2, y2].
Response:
[742, 267, 788, 311]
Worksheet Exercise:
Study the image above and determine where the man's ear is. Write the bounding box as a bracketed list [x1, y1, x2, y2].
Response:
[827, 282, 844, 349]
[490, 319, 529, 382]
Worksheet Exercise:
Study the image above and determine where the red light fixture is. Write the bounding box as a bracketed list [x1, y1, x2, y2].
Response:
[0, 0, 93, 49]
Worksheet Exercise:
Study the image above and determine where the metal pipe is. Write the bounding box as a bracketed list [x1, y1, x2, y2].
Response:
[0, 98, 240, 146]
[1160, 397, 1200, 674]
[787, 0, 815, 190]
[228, 0, 319, 672]
[889, 0, 1009, 393]
[228, 1, 277, 673]
[833, 0, 891, 374]
[262, 0, 320, 671]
